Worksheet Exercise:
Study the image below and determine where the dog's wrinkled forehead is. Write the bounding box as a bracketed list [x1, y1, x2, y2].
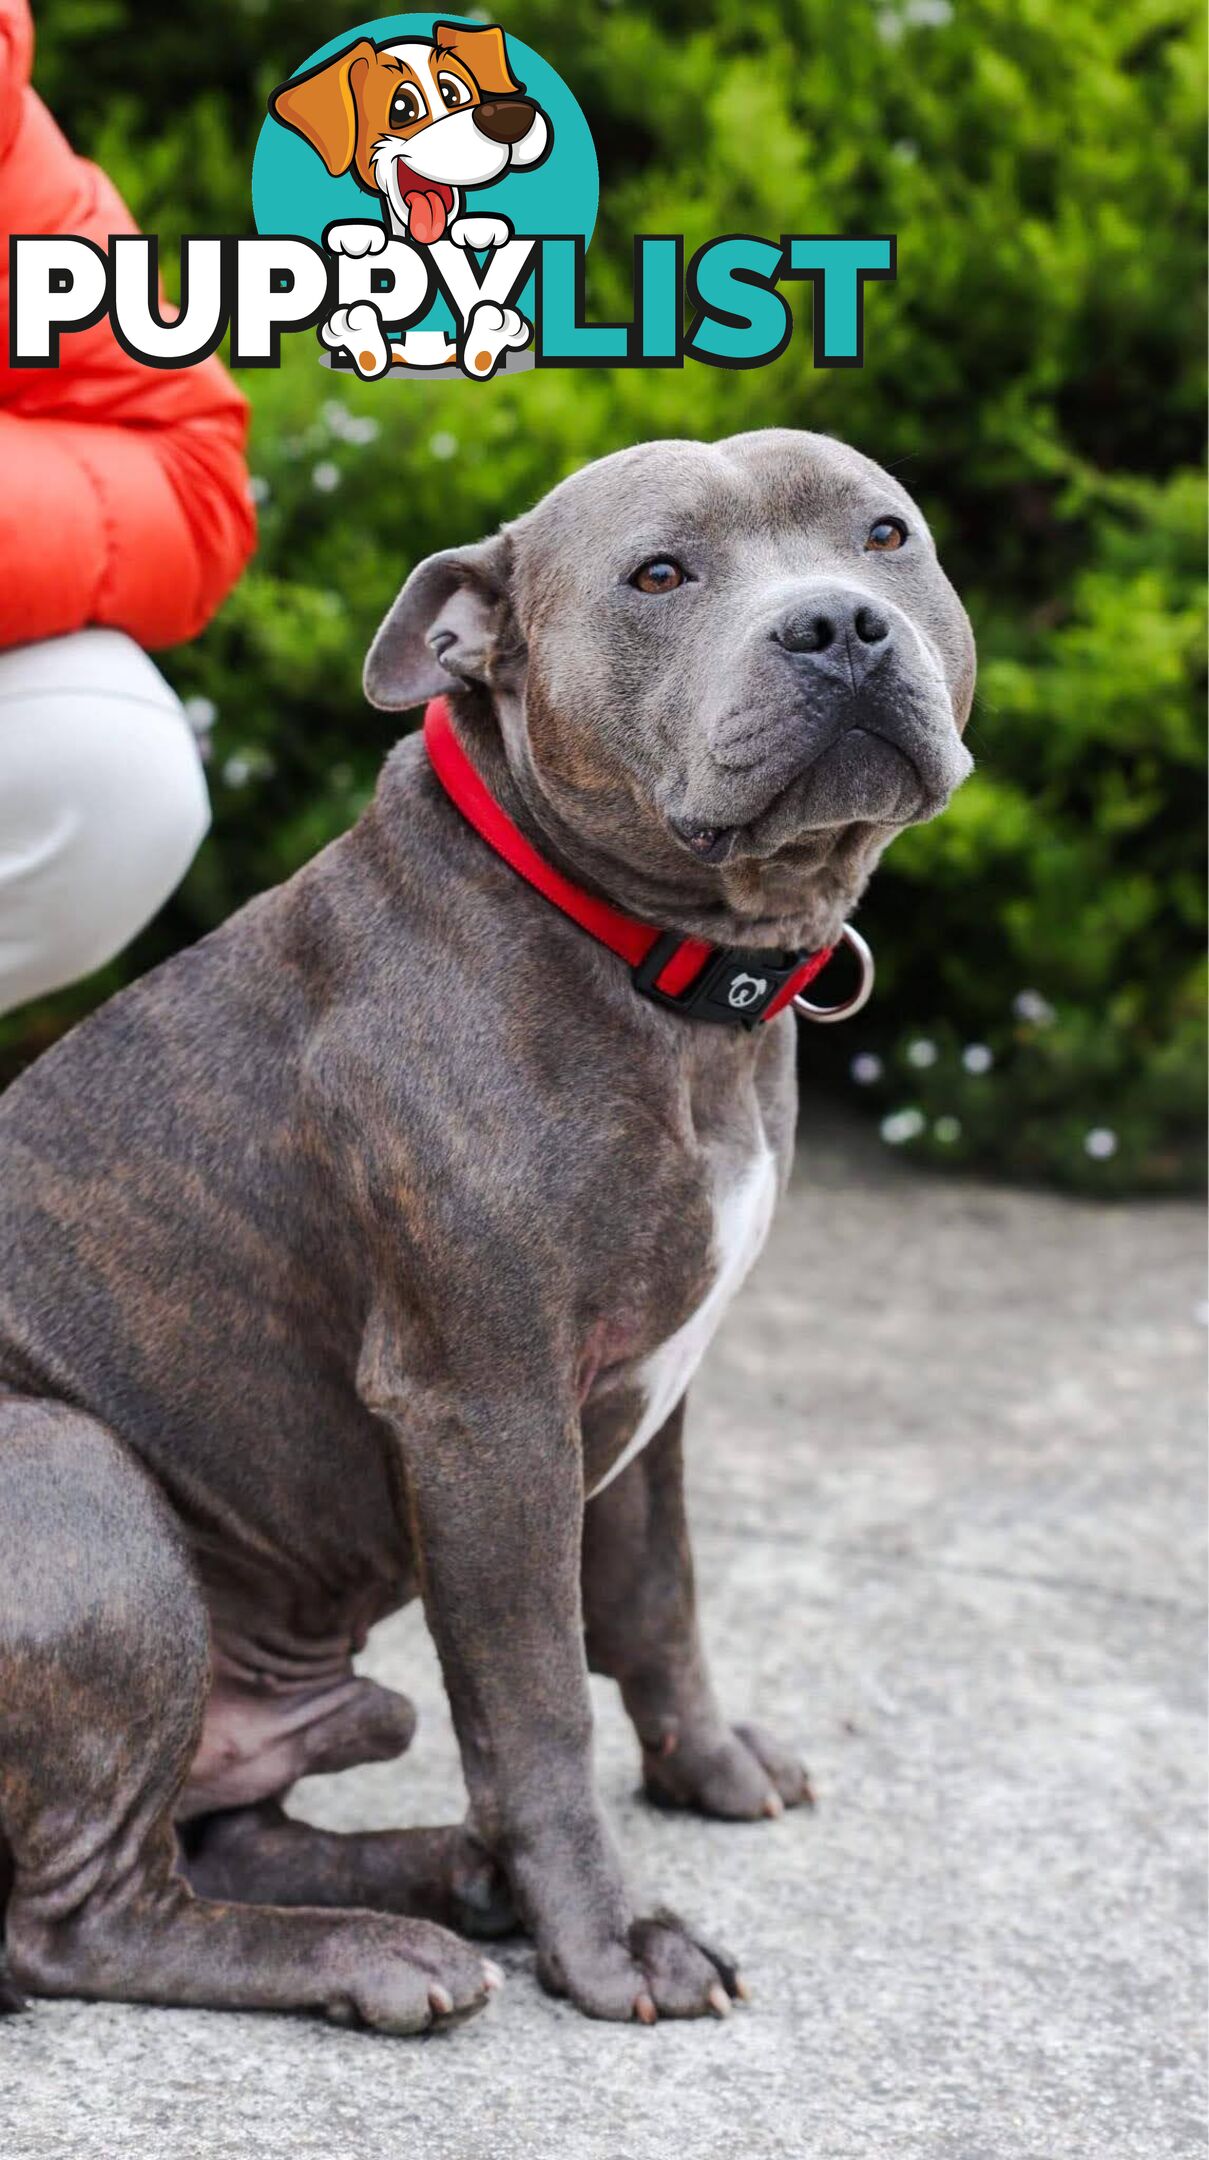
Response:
[509, 431, 927, 609]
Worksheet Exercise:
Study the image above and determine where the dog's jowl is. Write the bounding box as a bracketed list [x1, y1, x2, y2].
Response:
[0, 430, 974, 2032]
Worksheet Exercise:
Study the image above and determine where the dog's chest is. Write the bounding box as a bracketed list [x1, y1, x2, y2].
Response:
[585, 1135, 778, 1499]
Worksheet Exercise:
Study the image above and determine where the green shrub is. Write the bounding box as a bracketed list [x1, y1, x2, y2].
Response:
[4, 0, 1204, 1191]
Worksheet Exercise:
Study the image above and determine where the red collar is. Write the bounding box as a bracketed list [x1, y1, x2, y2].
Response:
[423, 696, 854, 1029]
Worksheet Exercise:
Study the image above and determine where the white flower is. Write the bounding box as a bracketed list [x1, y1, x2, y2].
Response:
[962, 1043, 994, 1075]
[1013, 988, 1056, 1026]
[248, 475, 271, 505]
[881, 1107, 926, 1146]
[906, 1037, 938, 1068]
[345, 415, 380, 446]
[892, 139, 920, 163]
[429, 431, 460, 461]
[905, 0, 953, 22]
[876, 8, 905, 41]
[312, 461, 341, 493]
[1083, 1128, 1118, 1161]
[851, 1052, 884, 1086]
[222, 753, 252, 788]
[183, 695, 216, 733]
[933, 1115, 962, 1144]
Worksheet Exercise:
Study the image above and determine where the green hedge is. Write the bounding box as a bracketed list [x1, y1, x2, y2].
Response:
[6, 0, 1204, 1192]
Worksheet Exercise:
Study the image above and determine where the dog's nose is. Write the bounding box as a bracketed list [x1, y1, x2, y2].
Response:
[772, 591, 892, 690]
[473, 98, 536, 145]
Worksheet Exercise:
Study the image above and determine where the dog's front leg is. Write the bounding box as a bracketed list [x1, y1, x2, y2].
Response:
[583, 1398, 814, 1818]
[361, 1349, 742, 2022]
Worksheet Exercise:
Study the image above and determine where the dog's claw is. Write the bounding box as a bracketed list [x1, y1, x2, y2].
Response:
[762, 1789, 785, 1818]
[428, 1983, 454, 2019]
[634, 1990, 658, 2025]
[708, 1982, 731, 2018]
[481, 1959, 505, 1993]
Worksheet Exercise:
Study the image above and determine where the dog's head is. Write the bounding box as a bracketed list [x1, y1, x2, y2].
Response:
[366, 432, 976, 951]
[269, 23, 550, 244]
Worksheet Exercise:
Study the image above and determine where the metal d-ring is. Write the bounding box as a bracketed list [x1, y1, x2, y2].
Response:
[793, 924, 875, 1024]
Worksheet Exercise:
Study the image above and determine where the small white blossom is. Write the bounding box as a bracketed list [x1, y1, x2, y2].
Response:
[1013, 988, 1056, 1026]
[851, 1052, 883, 1086]
[876, 8, 905, 41]
[345, 415, 380, 446]
[934, 1115, 962, 1144]
[223, 754, 252, 788]
[881, 1107, 926, 1146]
[962, 1043, 994, 1075]
[1083, 1127, 1118, 1161]
[906, 1037, 938, 1069]
[183, 695, 217, 733]
[892, 139, 920, 163]
[312, 461, 341, 493]
[429, 431, 460, 461]
[248, 475, 271, 505]
[905, 0, 953, 22]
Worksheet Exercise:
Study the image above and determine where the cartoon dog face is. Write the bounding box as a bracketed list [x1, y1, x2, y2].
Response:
[270, 22, 551, 244]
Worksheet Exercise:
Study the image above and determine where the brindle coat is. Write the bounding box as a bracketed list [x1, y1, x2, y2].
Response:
[0, 430, 974, 2031]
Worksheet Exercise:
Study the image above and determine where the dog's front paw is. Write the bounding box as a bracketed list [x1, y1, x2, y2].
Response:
[320, 302, 390, 380]
[460, 300, 530, 380]
[323, 1915, 504, 2036]
[538, 1912, 745, 2023]
[643, 1720, 815, 1820]
[324, 220, 388, 258]
[448, 214, 513, 252]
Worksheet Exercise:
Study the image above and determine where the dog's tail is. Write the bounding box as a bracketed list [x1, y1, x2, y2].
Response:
[0, 1838, 27, 2014]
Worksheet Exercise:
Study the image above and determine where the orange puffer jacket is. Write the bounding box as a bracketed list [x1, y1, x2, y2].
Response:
[0, 0, 255, 650]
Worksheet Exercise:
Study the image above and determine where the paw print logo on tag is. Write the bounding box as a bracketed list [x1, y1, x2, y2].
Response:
[254, 15, 598, 384]
[727, 973, 768, 1011]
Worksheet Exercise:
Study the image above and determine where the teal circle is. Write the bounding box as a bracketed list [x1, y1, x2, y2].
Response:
[252, 14, 598, 342]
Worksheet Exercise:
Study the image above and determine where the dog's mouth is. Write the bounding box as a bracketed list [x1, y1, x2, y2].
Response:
[670, 819, 739, 865]
[394, 170, 456, 244]
[667, 728, 935, 866]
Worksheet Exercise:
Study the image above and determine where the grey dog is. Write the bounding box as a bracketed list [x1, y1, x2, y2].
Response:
[0, 429, 974, 2032]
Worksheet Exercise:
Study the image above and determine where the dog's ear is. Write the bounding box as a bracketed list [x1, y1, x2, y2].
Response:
[364, 535, 517, 711]
[432, 22, 520, 98]
[269, 39, 376, 177]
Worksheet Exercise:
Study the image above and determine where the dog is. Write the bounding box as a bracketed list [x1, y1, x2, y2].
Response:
[0, 429, 975, 2034]
[270, 21, 550, 380]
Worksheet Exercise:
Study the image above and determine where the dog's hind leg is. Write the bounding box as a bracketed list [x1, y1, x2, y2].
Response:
[182, 1804, 515, 1938]
[0, 1398, 500, 2031]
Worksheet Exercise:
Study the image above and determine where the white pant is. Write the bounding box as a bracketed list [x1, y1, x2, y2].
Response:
[0, 629, 210, 1017]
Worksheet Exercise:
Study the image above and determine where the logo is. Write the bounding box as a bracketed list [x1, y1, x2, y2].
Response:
[8, 15, 896, 381]
[255, 18, 592, 382]
[727, 972, 768, 1011]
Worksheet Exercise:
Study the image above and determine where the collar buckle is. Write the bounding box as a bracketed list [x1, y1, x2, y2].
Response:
[633, 934, 806, 1030]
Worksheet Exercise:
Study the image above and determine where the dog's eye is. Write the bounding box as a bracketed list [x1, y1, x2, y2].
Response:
[389, 84, 427, 128]
[865, 518, 907, 552]
[437, 71, 473, 111]
[630, 559, 686, 594]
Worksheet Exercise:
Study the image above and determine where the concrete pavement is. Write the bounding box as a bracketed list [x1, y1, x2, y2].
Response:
[3, 1105, 1205, 2160]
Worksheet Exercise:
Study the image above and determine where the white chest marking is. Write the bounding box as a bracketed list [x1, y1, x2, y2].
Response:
[588, 1141, 778, 1499]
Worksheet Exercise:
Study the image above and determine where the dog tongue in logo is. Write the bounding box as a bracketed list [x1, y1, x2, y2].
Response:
[400, 176, 455, 245]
